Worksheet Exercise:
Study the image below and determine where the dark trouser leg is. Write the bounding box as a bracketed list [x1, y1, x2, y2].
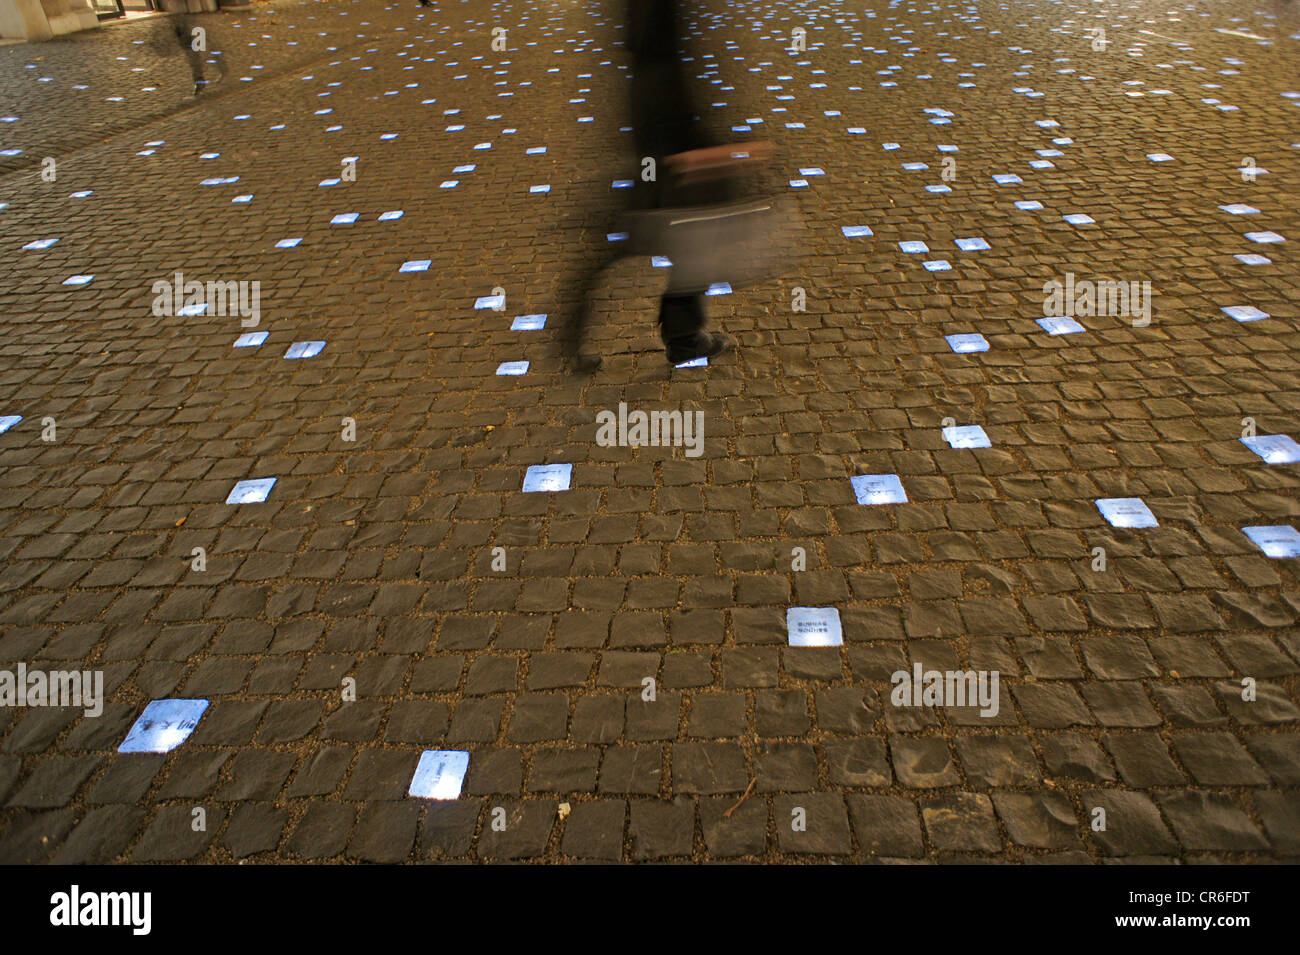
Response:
[658, 294, 707, 359]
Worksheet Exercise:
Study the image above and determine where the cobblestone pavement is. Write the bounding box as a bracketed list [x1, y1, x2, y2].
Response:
[1, 0, 1298, 864]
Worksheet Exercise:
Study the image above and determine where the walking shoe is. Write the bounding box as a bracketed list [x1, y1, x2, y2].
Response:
[666, 331, 735, 366]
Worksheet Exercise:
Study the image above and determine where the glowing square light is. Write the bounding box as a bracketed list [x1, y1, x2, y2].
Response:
[227, 478, 276, 504]
[706, 283, 732, 296]
[943, 425, 991, 448]
[851, 473, 907, 505]
[652, 256, 673, 268]
[409, 750, 469, 799]
[454, 164, 476, 173]
[0, 415, 21, 434]
[381, 133, 399, 140]
[882, 143, 900, 150]
[1245, 232, 1284, 243]
[992, 174, 1022, 184]
[234, 332, 267, 347]
[440, 180, 459, 189]
[1219, 204, 1259, 215]
[512, 314, 547, 330]
[378, 210, 404, 221]
[1015, 200, 1044, 210]
[842, 225, 873, 237]
[1029, 160, 1054, 169]
[496, 361, 529, 375]
[899, 241, 928, 254]
[23, 238, 58, 251]
[946, 333, 988, 353]
[923, 259, 951, 271]
[902, 162, 929, 171]
[1038, 315, 1085, 335]
[1096, 497, 1158, 528]
[790, 179, 809, 188]
[319, 178, 341, 186]
[955, 237, 990, 251]
[786, 607, 843, 647]
[118, 699, 209, 754]
[475, 293, 505, 310]
[799, 168, 825, 176]
[276, 238, 303, 249]
[523, 463, 572, 492]
[847, 127, 866, 134]
[284, 341, 325, 359]
[1063, 213, 1095, 225]
[530, 184, 550, 193]
[331, 213, 358, 224]
[177, 302, 207, 317]
[675, 356, 707, 368]
[63, 275, 94, 286]
[400, 260, 431, 273]
[1242, 525, 1300, 558]
[1222, 305, 1268, 322]
[232, 195, 253, 203]
[1241, 434, 1300, 464]
[69, 191, 93, 198]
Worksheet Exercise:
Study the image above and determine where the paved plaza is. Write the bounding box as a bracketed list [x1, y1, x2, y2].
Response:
[0, 0, 1298, 863]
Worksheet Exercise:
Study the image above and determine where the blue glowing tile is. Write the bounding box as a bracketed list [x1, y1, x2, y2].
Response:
[882, 142, 900, 150]
[234, 332, 267, 347]
[1222, 305, 1268, 322]
[276, 238, 302, 249]
[381, 133, 399, 140]
[440, 180, 459, 189]
[330, 213, 358, 224]
[1235, 253, 1271, 265]
[319, 178, 341, 187]
[851, 473, 908, 505]
[799, 168, 825, 177]
[1035, 120, 1060, 128]
[0, 148, 21, 157]
[0, 415, 21, 434]
[923, 259, 951, 272]
[1096, 497, 1158, 528]
[69, 191, 92, 198]
[378, 210, 404, 221]
[902, 162, 929, 171]
[530, 184, 550, 194]
[1038, 315, 1085, 335]
[227, 478, 276, 504]
[992, 174, 1022, 184]
[899, 241, 928, 254]
[512, 314, 547, 330]
[474, 142, 492, 150]
[401, 260, 431, 273]
[526, 146, 546, 155]
[1146, 152, 1174, 162]
[786, 607, 843, 647]
[475, 293, 505, 310]
[177, 302, 207, 317]
[847, 127, 866, 134]
[1241, 434, 1300, 464]
[1015, 200, 1044, 210]
[786, 122, 805, 129]
[946, 333, 988, 353]
[1063, 213, 1095, 225]
[1245, 231, 1284, 244]
[1035, 149, 1063, 157]
[200, 152, 219, 159]
[732, 125, 752, 133]
[522, 463, 572, 492]
[63, 275, 94, 286]
[284, 341, 325, 359]
[842, 225, 873, 237]
[789, 179, 809, 188]
[446, 124, 465, 131]
[409, 749, 469, 799]
[232, 195, 253, 203]
[1029, 160, 1054, 169]
[706, 282, 732, 296]
[607, 232, 629, 242]
[1243, 525, 1300, 558]
[943, 425, 991, 448]
[955, 237, 990, 251]
[454, 164, 476, 173]
[1219, 204, 1259, 215]
[118, 699, 209, 754]
[23, 238, 58, 250]
[612, 179, 633, 189]
[496, 361, 529, 376]
[652, 256, 673, 268]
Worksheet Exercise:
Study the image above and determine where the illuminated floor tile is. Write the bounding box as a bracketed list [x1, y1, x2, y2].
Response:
[512, 314, 547, 330]
[475, 293, 504, 309]
[330, 213, 358, 224]
[227, 478, 276, 504]
[1242, 525, 1300, 558]
[1015, 200, 1044, 211]
[1219, 204, 1259, 215]
[409, 750, 469, 799]
[786, 607, 843, 647]
[675, 356, 708, 368]
[496, 361, 529, 375]
[1222, 305, 1268, 322]
[1063, 213, 1095, 225]
[23, 238, 58, 250]
[118, 699, 209, 754]
[401, 260, 431, 272]
[1241, 434, 1300, 463]
[923, 259, 951, 271]
[1245, 231, 1284, 243]
[63, 275, 94, 286]
[851, 473, 907, 505]
[706, 283, 732, 296]
[946, 333, 988, 353]
[522, 463, 572, 492]
[842, 225, 873, 237]
[955, 237, 990, 251]
[1096, 497, 1158, 528]
[0, 415, 21, 434]
[942, 425, 991, 448]
[285, 341, 325, 359]
[899, 241, 928, 254]
[1038, 315, 1085, 335]
[276, 238, 302, 249]
[234, 332, 267, 347]
[1147, 153, 1174, 162]
[992, 174, 1022, 184]
[530, 185, 550, 193]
